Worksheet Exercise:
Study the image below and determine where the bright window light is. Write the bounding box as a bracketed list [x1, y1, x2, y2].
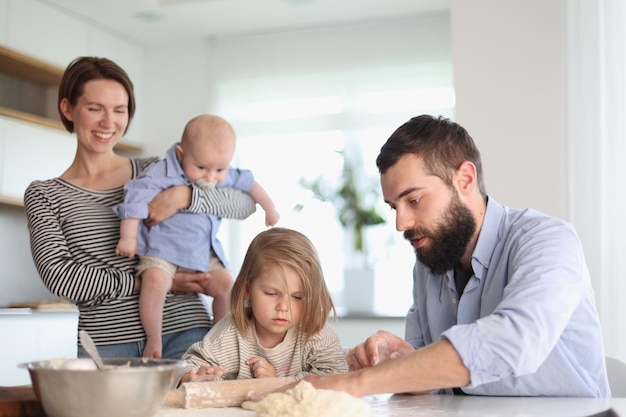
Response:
[240, 96, 345, 121]
[357, 87, 456, 113]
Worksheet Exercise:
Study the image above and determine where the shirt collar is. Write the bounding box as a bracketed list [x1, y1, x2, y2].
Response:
[471, 196, 505, 278]
[164, 142, 187, 181]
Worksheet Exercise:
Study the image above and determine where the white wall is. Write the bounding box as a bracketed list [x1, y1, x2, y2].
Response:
[451, 0, 625, 364]
[452, 0, 567, 219]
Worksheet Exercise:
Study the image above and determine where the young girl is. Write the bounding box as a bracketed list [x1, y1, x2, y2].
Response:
[178, 227, 348, 383]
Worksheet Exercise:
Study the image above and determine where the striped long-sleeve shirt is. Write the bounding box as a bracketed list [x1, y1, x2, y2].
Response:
[181, 314, 348, 382]
[24, 157, 256, 347]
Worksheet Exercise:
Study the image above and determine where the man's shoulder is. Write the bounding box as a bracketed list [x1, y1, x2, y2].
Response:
[487, 198, 571, 234]
[502, 205, 572, 234]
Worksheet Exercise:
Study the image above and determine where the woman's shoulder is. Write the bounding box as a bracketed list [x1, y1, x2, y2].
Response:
[24, 177, 64, 200]
[131, 156, 160, 175]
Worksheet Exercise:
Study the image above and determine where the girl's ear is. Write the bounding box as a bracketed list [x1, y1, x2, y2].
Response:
[243, 287, 251, 308]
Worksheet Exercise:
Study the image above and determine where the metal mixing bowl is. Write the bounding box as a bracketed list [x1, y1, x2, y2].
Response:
[20, 358, 184, 417]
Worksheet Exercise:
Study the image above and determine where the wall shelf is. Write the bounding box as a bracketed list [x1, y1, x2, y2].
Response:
[0, 45, 63, 86]
[0, 195, 24, 208]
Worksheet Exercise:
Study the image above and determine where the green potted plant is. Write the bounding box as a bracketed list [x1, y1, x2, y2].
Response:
[300, 152, 385, 262]
[300, 150, 385, 313]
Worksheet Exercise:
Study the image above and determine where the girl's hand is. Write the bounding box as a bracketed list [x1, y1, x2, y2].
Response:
[189, 365, 228, 382]
[248, 357, 277, 378]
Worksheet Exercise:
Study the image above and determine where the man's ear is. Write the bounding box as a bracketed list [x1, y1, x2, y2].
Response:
[455, 161, 478, 195]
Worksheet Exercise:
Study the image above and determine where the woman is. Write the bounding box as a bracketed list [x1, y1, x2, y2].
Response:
[24, 56, 256, 359]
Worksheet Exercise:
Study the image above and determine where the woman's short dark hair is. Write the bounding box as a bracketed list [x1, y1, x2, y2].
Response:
[57, 56, 135, 133]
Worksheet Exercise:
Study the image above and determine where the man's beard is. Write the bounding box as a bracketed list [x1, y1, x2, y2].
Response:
[403, 192, 476, 275]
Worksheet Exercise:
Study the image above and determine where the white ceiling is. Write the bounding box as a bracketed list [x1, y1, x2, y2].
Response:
[42, 0, 449, 46]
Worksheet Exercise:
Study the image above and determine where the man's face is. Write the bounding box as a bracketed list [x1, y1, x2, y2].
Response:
[404, 190, 475, 274]
[381, 154, 476, 274]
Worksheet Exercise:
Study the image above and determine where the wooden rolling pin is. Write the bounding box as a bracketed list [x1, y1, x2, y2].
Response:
[163, 377, 295, 408]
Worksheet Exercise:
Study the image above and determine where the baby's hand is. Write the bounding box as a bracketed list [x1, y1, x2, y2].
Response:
[248, 356, 277, 378]
[115, 238, 137, 258]
[265, 209, 280, 227]
[189, 365, 228, 382]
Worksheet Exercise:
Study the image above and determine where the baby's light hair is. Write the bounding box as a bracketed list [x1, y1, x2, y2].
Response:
[230, 227, 336, 342]
[180, 114, 235, 148]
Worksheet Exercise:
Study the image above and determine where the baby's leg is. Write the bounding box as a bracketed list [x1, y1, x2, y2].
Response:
[204, 268, 234, 323]
[140, 265, 174, 358]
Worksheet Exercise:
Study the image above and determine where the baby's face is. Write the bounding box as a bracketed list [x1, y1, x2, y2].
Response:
[178, 137, 235, 185]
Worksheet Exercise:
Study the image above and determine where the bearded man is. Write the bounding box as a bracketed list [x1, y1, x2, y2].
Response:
[297, 115, 610, 398]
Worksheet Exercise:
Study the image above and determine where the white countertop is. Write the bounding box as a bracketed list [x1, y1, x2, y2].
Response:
[156, 394, 623, 417]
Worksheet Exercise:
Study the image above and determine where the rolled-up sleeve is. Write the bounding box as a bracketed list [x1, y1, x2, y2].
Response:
[442, 219, 585, 387]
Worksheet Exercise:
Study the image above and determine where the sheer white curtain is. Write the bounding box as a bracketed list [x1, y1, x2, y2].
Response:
[568, 0, 626, 361]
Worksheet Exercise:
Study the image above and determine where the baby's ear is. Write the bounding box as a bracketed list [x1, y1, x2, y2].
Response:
[175, 144, 184, 161]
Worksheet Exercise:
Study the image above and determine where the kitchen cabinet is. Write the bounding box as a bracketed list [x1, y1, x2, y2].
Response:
[0, 309, 78, 386]
[0, 115, 76, 202]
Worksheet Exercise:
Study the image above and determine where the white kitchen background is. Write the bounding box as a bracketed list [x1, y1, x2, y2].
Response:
[0, 0, 624, 382]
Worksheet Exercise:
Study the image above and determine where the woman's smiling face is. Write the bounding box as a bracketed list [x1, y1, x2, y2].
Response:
[61, 79, 129, 153]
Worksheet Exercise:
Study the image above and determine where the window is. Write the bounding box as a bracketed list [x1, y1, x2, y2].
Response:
[217, 66, 454, 316]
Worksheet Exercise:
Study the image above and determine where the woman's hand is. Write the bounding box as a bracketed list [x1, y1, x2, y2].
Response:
[248, 357, 277, 378]
[146, 185, 191, 227]
[171, 270, 211, 294]
[348, 330, 414, 371]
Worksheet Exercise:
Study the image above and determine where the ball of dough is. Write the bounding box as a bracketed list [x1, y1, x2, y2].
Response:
[243, 380, 370, 417]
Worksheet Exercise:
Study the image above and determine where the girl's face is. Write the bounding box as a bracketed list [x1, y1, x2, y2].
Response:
[60, 79, 129, 153]
[245, 265, 304, 348]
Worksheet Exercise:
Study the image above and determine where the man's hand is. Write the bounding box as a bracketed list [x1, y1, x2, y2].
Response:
[348, 330, 414, 371]
[146, 185, 191, 227]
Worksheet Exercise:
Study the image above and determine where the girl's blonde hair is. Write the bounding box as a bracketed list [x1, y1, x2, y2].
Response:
[230, 227, 336, 342]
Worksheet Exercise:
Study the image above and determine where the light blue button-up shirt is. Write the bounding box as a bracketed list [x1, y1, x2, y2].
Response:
[113, 144, 254, 271]
[405, 197, 610, 397]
